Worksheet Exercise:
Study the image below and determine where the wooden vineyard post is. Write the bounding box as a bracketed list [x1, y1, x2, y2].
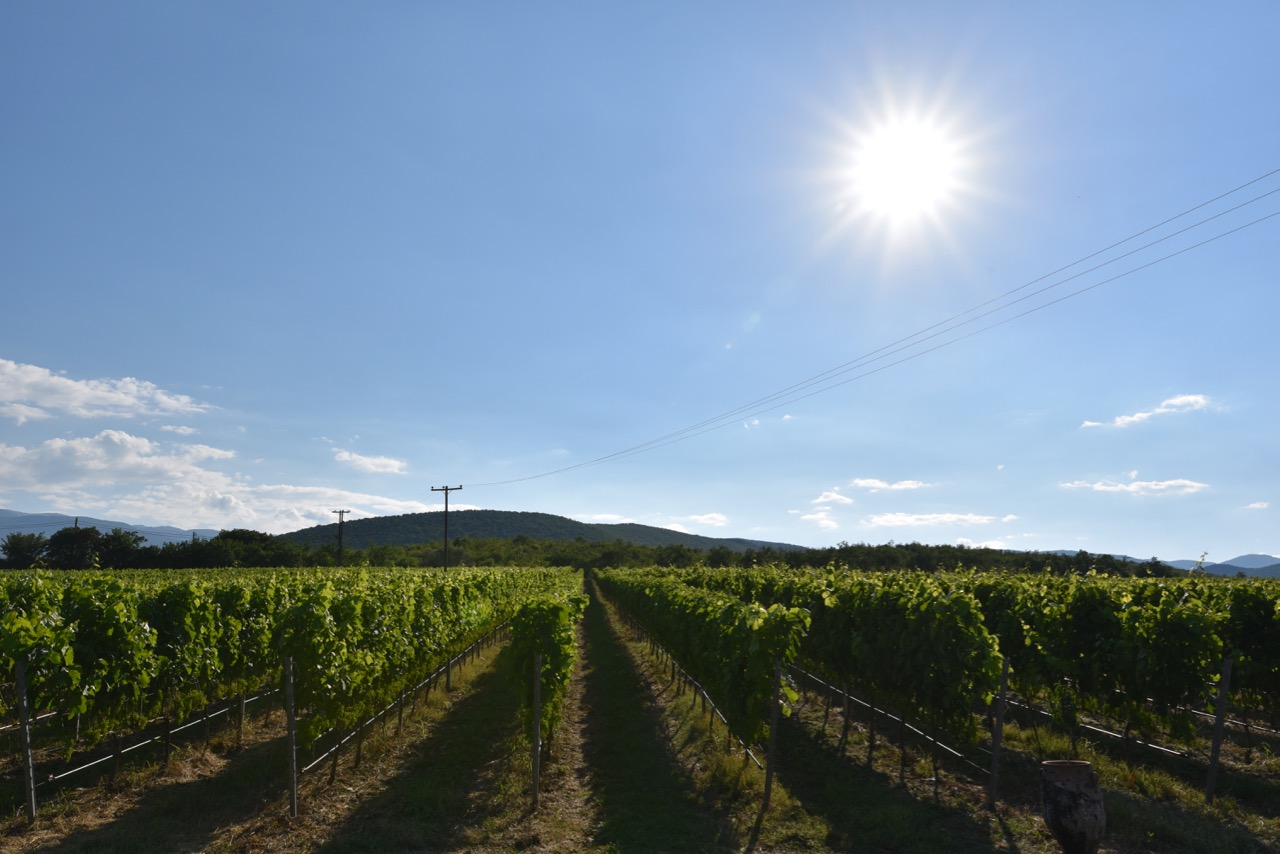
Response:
[15, 657, 38, 825]
[532, 652, 543, 809]
[748, 659, 784, 848]
[1206, 654, 1233, 805]
[284, 656, 299, 818]
[761, 661, 782, 816]
[988, 655, 1010, 810]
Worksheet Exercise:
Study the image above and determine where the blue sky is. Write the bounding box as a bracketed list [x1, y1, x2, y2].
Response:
[2, 3, 1277, 562]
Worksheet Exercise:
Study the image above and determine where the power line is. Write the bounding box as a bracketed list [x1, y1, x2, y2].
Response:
[466, 168, 1280, 488]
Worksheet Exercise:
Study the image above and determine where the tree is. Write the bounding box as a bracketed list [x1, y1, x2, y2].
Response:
[46, 525, 103, 570]
[99, 528, 148, 569]
[1, 531, 48, 568]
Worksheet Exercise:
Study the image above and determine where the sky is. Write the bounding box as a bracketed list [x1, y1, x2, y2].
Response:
[2, 3, 1277, 563]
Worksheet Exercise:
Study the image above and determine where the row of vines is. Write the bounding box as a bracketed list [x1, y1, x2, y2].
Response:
[0, 566, 580, 758]
[600, 566, 1280, 763]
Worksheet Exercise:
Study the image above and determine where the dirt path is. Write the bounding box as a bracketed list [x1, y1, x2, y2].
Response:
[574, 583, 733, 852]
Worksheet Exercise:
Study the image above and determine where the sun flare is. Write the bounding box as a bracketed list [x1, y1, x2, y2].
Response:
[847, 117, 961, 223]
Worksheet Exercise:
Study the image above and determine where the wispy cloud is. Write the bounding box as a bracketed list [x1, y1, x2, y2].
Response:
[1244, 501, 1269, 510]
[689, 512, 729, 527]
[850, 478, 931, 492]
[812, 488, 854, 505]
[801, 508, 839, 530]
[864, 512, 995, 527]
[1061, 478, 1209, 496]
[1082, 394, 1208, 428]
[333, 449, 407, 475]
[0, 359, 210, 423]
[0, 403, 51, 425]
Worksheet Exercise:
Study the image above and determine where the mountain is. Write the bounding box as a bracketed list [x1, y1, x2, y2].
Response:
[0, 509, 219, 546]
[1203, 556, 1280, 579]
[278, 509, 808, 553]
[1215, 553, 1280, 570]
[1041, 550, 1280, 578]
[1164, 554, 1280, 578]
[1164, 559, 1215, 571]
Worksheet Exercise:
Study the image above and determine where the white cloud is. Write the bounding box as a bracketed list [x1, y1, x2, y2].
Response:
[801, 509, 839, 530]
[850, 478, 931, 491]
[743, 419, 760, 429]
[663, 523, 691, 533]
[864, 512, 996, 527]
[0, 403, 51, 425]
[0, 359, 210, 422]
[1082, 394, 1209, 429]
[813, 488, 854, 505]
[162, 425, 199, 436]
[1245, 501, 1269, 510]
[333, 449, 407, 475]
[957, 537, 1009, 549]
[577, 513, 635, 524]
[1001, 514, 1018, 522]
[0, 428, 447, 534]
[108, 482, 440, 534]
[1061, 478, 1209, 496]
[689, 512, 729, 527]
[0, 430, 235, 491]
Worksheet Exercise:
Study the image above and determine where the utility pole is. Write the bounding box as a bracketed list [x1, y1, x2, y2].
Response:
[431, 485, 463, 569]
[332, 509, 351, 564]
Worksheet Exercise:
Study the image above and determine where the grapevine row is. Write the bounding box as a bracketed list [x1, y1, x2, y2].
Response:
[595, 568, 809, 745]
[0, 567, 580, 751]
[504, 573, 588, 757]
[642, 565, 1280, 745]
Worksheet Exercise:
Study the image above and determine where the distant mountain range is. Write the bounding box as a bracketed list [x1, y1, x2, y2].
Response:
[0, 509, 219, 546]
[277, 509, 809, 553]
[2, 507, 1277, 576]
[1164, 554, 1280, 578]
[1039, 548, 1280, 578]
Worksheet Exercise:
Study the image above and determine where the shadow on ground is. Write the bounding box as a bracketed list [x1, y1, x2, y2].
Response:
[772, 701, 1003, 852]
[19, 737, 289, 854]
[316, 664, 524, 853]
[579, 589, 735, 853]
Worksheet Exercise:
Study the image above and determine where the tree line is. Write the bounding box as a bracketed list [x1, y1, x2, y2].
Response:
[1, 524, 1182, 576]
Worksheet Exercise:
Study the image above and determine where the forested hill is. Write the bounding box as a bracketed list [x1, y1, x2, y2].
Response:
[278, 509, 808, 553]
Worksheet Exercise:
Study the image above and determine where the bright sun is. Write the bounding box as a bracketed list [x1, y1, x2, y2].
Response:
[847, 117, 961, 223]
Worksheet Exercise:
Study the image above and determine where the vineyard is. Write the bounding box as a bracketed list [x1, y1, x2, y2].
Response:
[2, 564, 1279, 852]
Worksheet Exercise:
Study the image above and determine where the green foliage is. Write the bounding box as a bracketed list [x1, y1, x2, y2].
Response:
[597, 568, 810, 745]
[507, 589, 588, 748]
[1, 532, 48, 569]
[598, 565, 1280, 751]
[0, 565, 583, 751]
